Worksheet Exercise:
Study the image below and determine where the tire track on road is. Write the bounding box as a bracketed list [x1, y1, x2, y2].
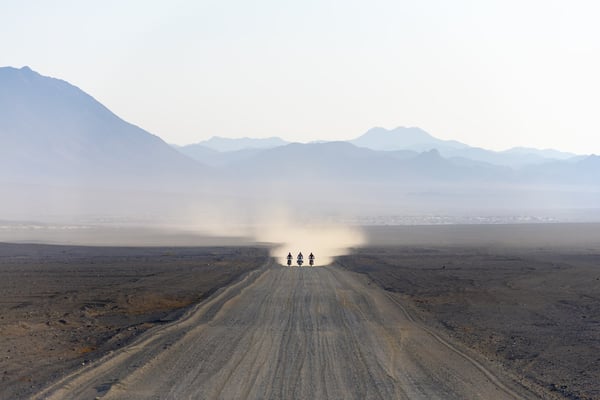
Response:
[34, 262, 271, 400]
[36, 262, 544, 400]
[381, 286, 525, 400]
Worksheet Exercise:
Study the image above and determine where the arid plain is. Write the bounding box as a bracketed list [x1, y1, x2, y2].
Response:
[0, 224, 598, 399]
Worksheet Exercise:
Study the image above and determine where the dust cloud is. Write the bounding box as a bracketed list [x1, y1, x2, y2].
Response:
[260, 223, 365, 266]
[249, 209, 365, 266]
[1, 188, 367, 264]
[180, 205, 366, 266]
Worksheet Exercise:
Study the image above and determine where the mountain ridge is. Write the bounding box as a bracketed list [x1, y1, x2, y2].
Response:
[177, 126, 582, 169]
[0, 66, 205, 187]
[351, 126, 469, 152]
[193, 136, 289, 152]
[1, 66, 598, 221]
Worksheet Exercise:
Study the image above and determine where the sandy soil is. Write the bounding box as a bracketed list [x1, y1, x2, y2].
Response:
[0, 244, 268, 399]
[339, 246, 600, 400]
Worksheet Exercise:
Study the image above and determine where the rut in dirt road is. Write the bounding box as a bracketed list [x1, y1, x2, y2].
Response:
[36, 263, 541, 400]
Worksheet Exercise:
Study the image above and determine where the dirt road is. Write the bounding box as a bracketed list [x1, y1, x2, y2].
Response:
[35, 262, 541, 400]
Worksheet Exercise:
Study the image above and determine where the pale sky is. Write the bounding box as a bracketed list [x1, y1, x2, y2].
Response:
[2, 0, 599, 154]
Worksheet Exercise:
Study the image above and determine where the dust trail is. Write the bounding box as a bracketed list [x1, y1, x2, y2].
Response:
[175, 203, 365, 265]
[263, 224, 364, 266]
[250, 209, 365, 266]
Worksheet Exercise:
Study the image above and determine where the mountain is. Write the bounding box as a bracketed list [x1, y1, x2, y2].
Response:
[0, 66, 203, 186]
[443, 146, 579, 168]
[194, 136, 289, 152]
[175, 126, 583, 170]
[221, 139, 599, 196]
[2, 66, 596, 223]
[350, 126, 582, 168]
[520, 154, 600, 184]
[173, 143, 219, 160]
[226, 142, 392, 181]
[226, 142, 510, 183]
[175, 143, 265, 167]
[351, 126, 468, 152]
[442, 146, 548, 168]
[503, 147, 577, 160]
[221, 142, 598, 216]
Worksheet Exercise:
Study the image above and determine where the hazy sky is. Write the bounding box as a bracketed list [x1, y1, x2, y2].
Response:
[2, 0, 599, 153]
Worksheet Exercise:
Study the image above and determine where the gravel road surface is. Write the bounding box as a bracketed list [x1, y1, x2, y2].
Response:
[35, 262, 540, 400]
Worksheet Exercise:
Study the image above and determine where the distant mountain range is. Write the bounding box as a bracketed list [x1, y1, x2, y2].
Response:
[1, 66, 598, 221]
[176, 126, 582, 169]
[171, 137, 598, 187]
[351, 126, 467, 152]
[188, 136, 290, 152]
[211, 142, 596, 185]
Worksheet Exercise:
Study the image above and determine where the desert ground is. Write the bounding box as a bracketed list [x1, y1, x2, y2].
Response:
[339, 248, 600, 399]
[0, 223, 598, 399]
[0, 244, 268, 399]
